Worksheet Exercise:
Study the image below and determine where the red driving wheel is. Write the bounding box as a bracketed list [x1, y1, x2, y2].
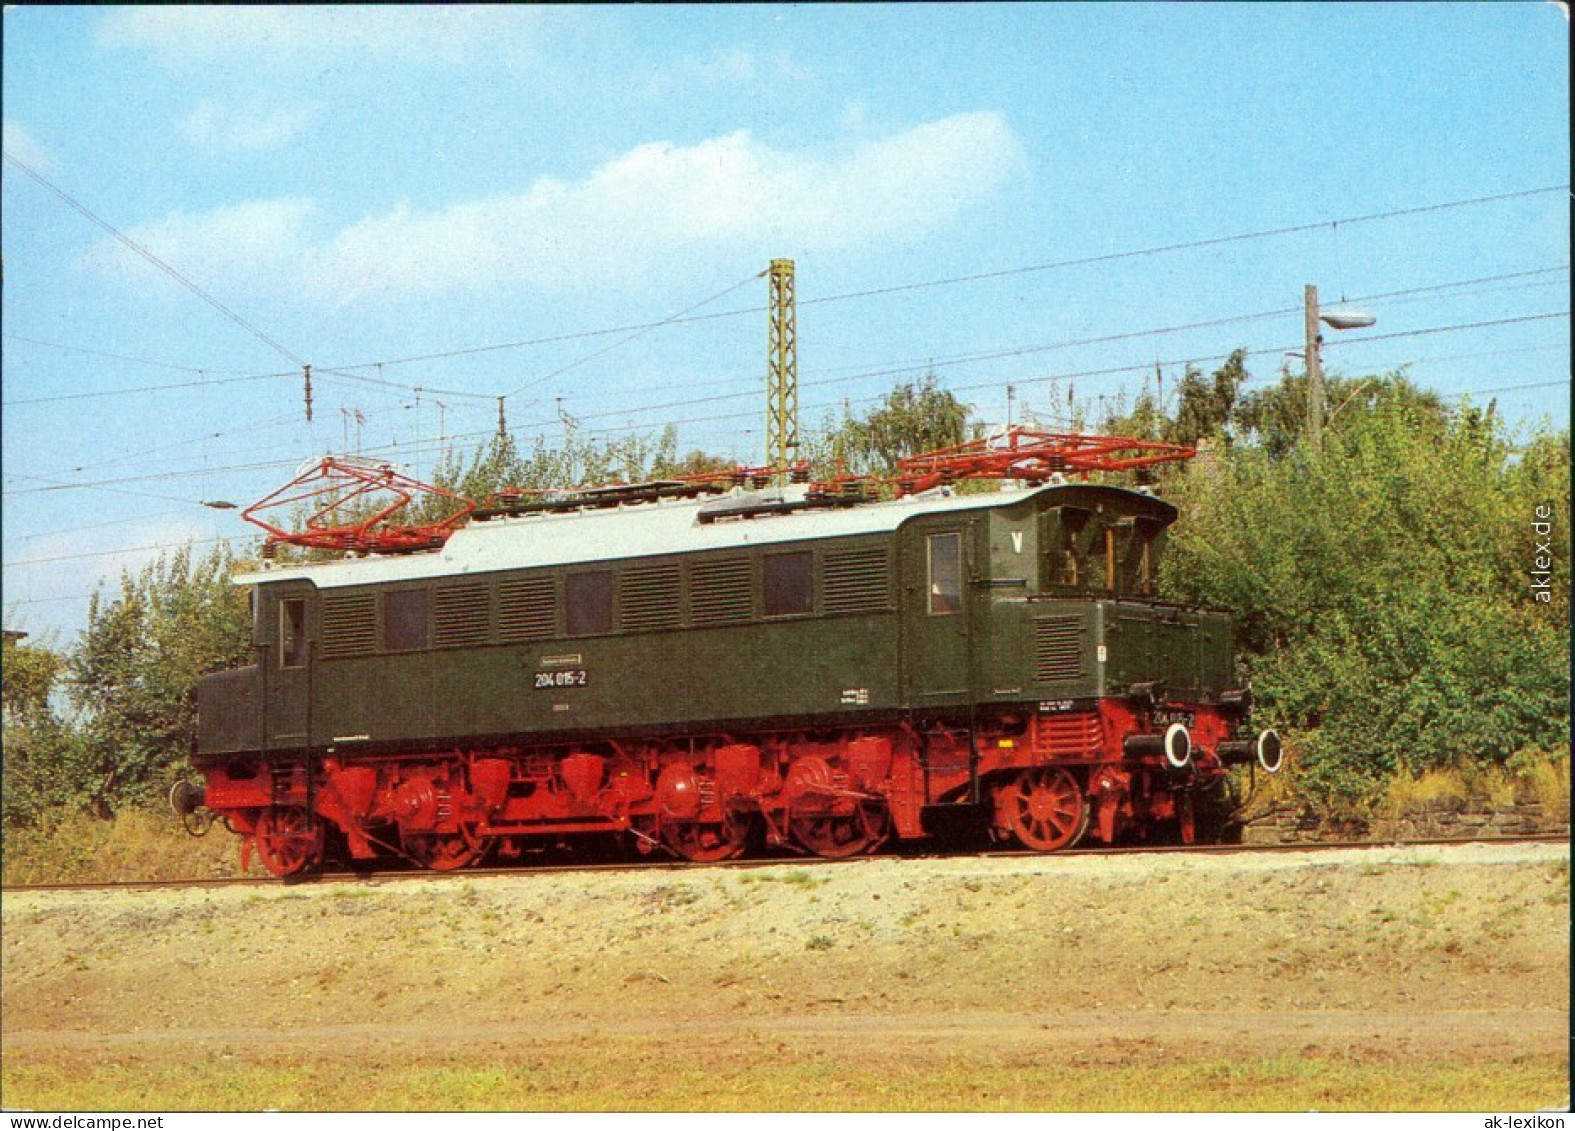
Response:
[998, 767, 1089, 852]
[662, 820, 747, 863]
[253, 807, 325, 877]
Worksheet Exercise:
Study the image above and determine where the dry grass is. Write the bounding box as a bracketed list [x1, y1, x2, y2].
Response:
[1381, 752, 1570, 822]
[1382, 770, 1477, 816]
[0, 807, 246, 886]
[1512, 754, 1571, 820]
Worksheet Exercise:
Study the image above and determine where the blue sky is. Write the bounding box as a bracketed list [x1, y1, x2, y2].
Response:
[3, 3, 1569, 644]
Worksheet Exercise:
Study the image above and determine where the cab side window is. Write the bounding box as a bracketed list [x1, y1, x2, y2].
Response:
[279, 598, 308, 668]
[927, 532, 962, 615]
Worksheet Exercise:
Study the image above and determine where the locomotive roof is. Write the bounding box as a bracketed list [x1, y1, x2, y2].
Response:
[236, 481, 1174, 590]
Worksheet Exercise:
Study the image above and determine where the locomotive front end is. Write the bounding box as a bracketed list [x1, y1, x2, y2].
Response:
[967, 481, 1281, 850]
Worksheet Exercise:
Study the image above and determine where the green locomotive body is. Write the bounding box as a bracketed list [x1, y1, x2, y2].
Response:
[190, 478, 1278, 873]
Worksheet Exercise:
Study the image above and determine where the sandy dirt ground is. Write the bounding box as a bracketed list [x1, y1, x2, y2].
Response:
[2, 840, 1568, 1111]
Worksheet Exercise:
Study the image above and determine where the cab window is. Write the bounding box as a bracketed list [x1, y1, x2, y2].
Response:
[279, 598, 308, 668]
[927, 532, 962, 615]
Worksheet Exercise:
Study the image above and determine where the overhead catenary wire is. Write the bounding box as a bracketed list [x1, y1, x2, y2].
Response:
[2, 150, 309, 370]
[309, 185, 1568, 379]
[8, 259, 1559, 415]
[2, 534, 254, 572]
[5, 363, 1566, 580]
[6, 176, 1565, 632]
[3, 189, 1562, 412]
[793, 188, 1571, 311]
[4, 308, 1566, 500]
[30, 258, 1545, 476]
[439, 308, 1575, 438]
[0, 470, 258, 507]
[5, 192, 1566, 498]
[499, 271, 764, 401]
[0, 333, 262, 376]
[2, 368, 299, 408]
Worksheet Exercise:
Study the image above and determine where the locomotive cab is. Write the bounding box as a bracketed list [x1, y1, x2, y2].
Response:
[927, 482, 1266, 849]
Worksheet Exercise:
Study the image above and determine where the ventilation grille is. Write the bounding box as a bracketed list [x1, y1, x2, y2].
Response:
[497, 578, 556, 641]
[689, 558, 752, 625]
[1034, 615, 1084, 682]
[321, 593, 377, 659]
[1035, 711, 1103, 757]
[620, 564, 681, 631]
[433, 583, 490, 648]
[823, 547, 889, 614]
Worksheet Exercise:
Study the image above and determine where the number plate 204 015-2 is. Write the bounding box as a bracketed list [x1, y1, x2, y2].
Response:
[534, 669, 588, 690]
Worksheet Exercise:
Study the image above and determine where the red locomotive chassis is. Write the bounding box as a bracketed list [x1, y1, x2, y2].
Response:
[199, 697, 1275, 873]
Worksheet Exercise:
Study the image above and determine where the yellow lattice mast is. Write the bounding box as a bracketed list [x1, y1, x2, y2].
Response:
[766, 258, 798, 483]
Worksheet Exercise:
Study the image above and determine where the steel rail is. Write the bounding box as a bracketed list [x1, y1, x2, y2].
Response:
[2, 832, 1565, 896]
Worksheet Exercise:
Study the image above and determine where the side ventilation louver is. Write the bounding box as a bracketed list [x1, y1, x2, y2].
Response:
[433, 582, 490, 648]
[690, 558, 752, 625]
[321, 593, 377, 659]
[823, 547, 890, 613]
[1034, 615, 1084, 682]
[497, 577, 556, 641]
[621, 564, 681, 631]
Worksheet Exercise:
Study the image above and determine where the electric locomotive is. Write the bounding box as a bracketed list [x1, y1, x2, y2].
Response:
[175, 430, 1280, 875]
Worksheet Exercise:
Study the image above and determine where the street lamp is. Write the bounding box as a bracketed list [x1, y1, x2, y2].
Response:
[1304, 284, 1376, 452]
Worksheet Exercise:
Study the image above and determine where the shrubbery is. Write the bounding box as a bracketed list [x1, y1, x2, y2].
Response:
[1160, 376, 1569, 808]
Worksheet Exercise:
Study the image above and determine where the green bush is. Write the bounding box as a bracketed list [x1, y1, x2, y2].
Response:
[1162, 378, 1569, 810]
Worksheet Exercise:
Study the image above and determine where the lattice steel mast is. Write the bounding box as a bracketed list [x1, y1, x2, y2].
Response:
[765, 258, 798, 483]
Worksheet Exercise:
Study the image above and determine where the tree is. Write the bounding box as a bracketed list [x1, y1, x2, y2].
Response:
[67, 544, 255, 816]
[818, 375, 970, 477]
[1, 636, 88, 828]
[2, 636, 61, 719]
[1099, 387, 1168, 442]
[1234, 369, 1447, 458]
[1166, 348, 1251, 447]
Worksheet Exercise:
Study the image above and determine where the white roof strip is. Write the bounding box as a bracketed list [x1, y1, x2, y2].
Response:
[235, 483, 1045, 590]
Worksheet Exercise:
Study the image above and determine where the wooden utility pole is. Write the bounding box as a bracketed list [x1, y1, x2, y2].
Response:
[1304, 284, 1324, 453]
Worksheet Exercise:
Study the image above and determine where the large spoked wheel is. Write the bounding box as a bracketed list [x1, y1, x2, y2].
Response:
[253, 806, 325, 877]
[662, 819, 747, 863]
[402, 824, 487, 871]
[790, 804, 891, 859]
[999, 767, 1089, 852]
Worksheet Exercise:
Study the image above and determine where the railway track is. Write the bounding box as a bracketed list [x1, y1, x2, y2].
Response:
[3, 831, 1566, 895]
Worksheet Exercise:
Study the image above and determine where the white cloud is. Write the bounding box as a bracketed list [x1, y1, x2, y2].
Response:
[80, 198, 318, 287]
[2, 120, 57, 173]
[184, 99, 320, 153]
[97, 6, 544, 65]
[83, 113, 1025, 305]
